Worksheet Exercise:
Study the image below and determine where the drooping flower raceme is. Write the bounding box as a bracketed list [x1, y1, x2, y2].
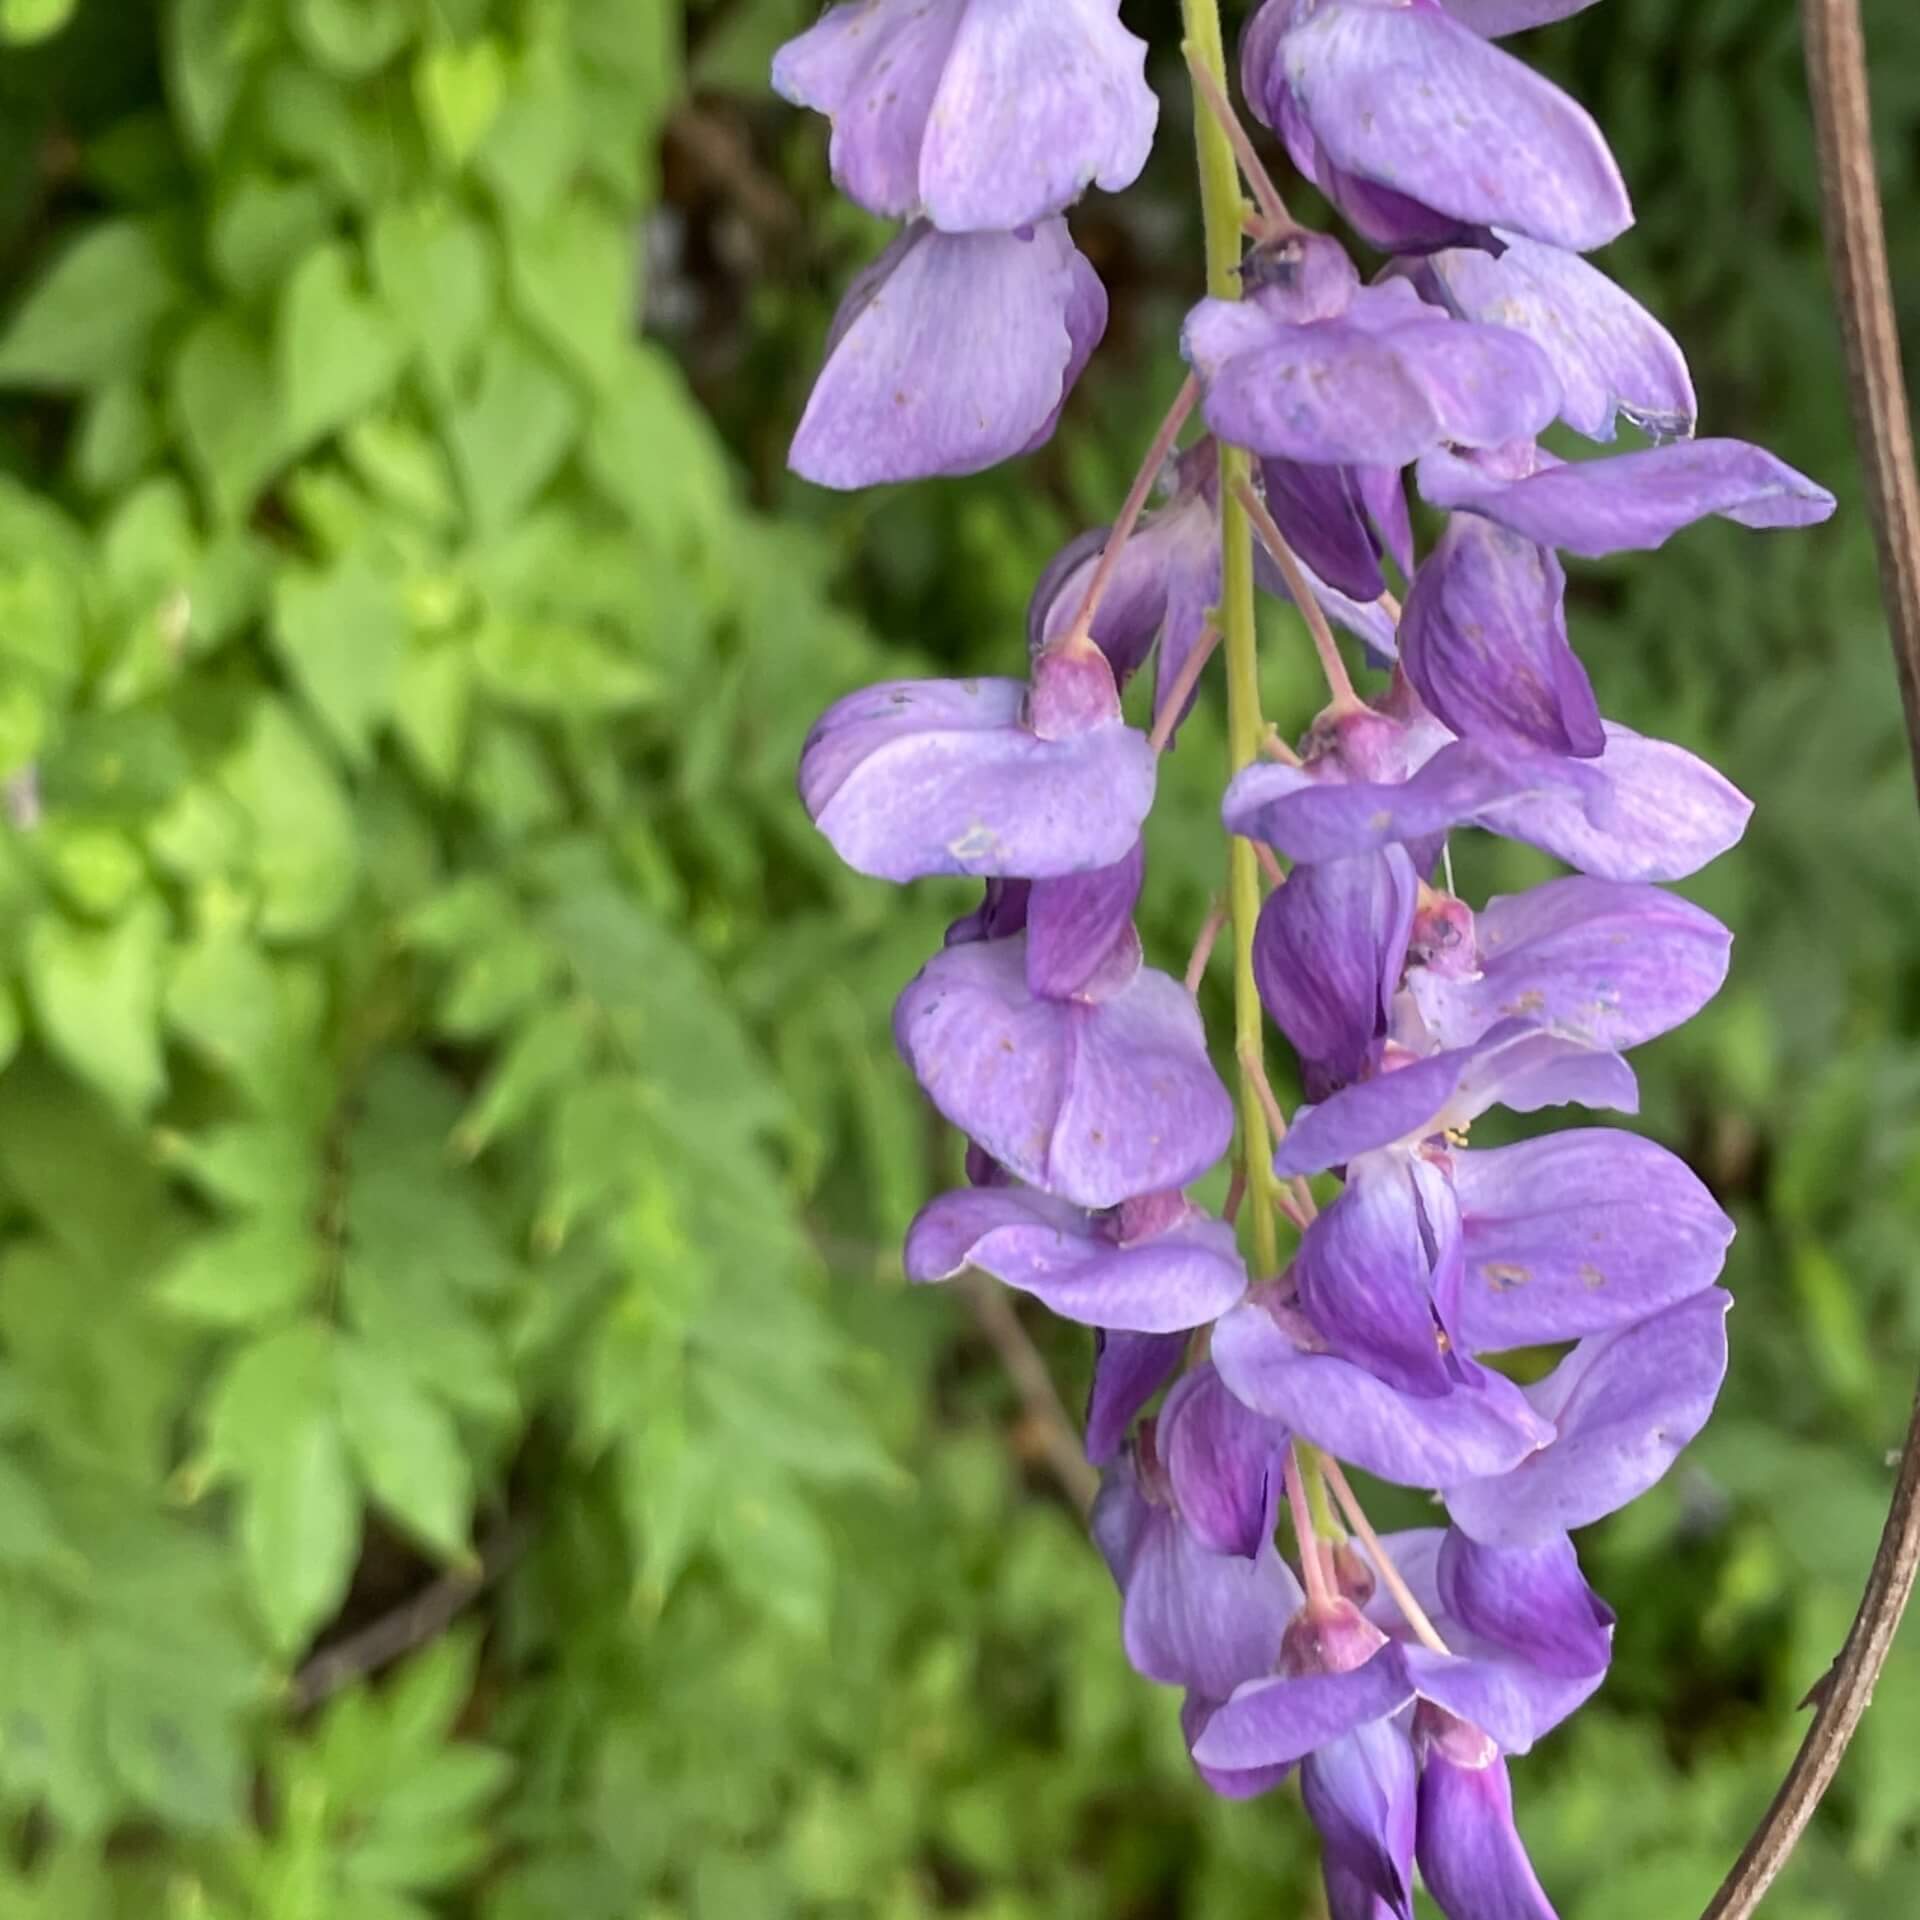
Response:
[776, 1, 1834, 1913]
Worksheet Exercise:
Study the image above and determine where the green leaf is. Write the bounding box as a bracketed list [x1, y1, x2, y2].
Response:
[0, 0, 74, 46]
[277, 244, 407, 455]
[414, 37, 507, 166]
[220, 700, 359, 940]
[447, 332, 580, 538]
[292, 0, 413, 76]
[391, 643, 473, 791]
[271, 554, 410, 763]
[586, 347, 730, 551]
[0, 223, 182, 391]
[334, 1340, 473, 1563]
[211, 175, 335, 302]
[369, 200, 497, 396]
[475, 38, 582, 222]
[508, 198, 630, 390]
[153, 1218, 314, 1328]
[165, 926, 296, 1102]
[23, 898, 168, 1121]
[71, 381, 162, 499]
[204, 1322, 358, 1657]
[472, 616, 655, 717]
[168, 0, 267, 152]
[172, 313, 285, 519]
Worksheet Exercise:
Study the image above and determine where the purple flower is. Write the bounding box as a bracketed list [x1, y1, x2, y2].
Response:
[1416, 437, 1838, 557]
[772, 0, 1157, 231]
[1244, 0, 1632, 254]
[1271, 1018, 1639, 1179]
[1402, 237, 1695, 442]
[1213, 1283, 1554, 1487]
[1092, 1381, 1296, 1701]
[1085, 1330, 1186, 1464]
[1028, 446, 1222, 727]
[892, 932, 1236, 1209]
[1446, 1289, 1733, 1544]
[1449, 1132, 1736, 1347]
[1254, 847, 1418, 1101]
[1400, 874, 1733, 1057]
[1223, 701, 1753, 884]
[904, 1182, 1247, 1333]
[799, 647, 1154, 882]
[1400, 515, 1600, 757]
[1184, 275, 1562, 469]
[1260, 457, 1414, 604]
[1417, 1744, 1558, 1920]
[1439, 0, 1603, 31]
[790, 219, 1106, 489]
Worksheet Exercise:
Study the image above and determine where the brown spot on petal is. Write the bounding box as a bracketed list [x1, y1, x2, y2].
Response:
[1484, 1262, 1531, 1291]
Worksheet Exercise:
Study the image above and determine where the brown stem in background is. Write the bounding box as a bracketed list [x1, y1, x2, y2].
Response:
[1703, 5, 1920, 1915]
[960, 1275, 1099, 1514]
[289, 1516, 532, 1712]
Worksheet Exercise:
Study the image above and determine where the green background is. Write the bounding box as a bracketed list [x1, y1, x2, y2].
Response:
[0, 0, 1912, 1913]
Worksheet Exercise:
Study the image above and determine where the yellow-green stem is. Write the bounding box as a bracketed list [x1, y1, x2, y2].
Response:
[1183, 4, 1277, 1284]
[1184, 1, 1338, 1536]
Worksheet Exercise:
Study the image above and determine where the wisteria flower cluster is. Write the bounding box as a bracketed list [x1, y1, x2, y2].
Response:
[778, 1, 1834, 1913]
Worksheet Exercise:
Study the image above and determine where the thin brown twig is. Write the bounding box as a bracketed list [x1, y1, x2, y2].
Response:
[1183, 43, 1293, 236]
[1232, 475, 1364, 713]
[1701, 6, 1920, 1916]
[1151, 621, 1223, 752]
[288, 1516, 533, 1713]
[959, 1274, 1099, 1514]
[1064, 376, 1200, 647]
[665, 104, 798, 235]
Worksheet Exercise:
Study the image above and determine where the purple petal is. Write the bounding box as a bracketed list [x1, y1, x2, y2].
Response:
[1261, 458, 1390, 603]
[1162, 1363, 1288, 1558]
[1224, 739, 1607, 870]
[1031, 489, 1220, 698]
[1446, 1290, 1733, 1545]
[1417, 1753, 1559, 1920]
[1022, 246, 1110, 454]
[1442, 0, 1603, 31]
[1296, 1155, 1460, 1397]
[801, 674, 1154, 882]
[1436, 1528, 1615, 1678]
[1184, 281, 1561, 469]
[773, 0, 1156, 230]
[1450, 1131, 1733, 1350]
[1301, 1718, 1419, 1919]
[1409, 236, 1694, 441]
[1212, 1297, 1553, 1488]
[1476, 723, 1753, 883]
[894, 938, 1235, 1209]
[1408, 875, 1732, 1056]
[1400, 517, 1603, 758]
[1401, 1642, 1601, 1758]
[918, 0, 1158, 229]
[1255, 849, 1417, 1101]
[1086, 1331, 1185, 1464]
[1278, 3, 1631, 251]
[1419, 438, 1837, 557]
[1121, 1504, 1303, 1700]
[1256, 537, 1405, 666]
[903, 1182, 1248, 1333]
[791, 221, 1106, 489]
[1026, 841, 1145, 998]
[773, 0, 960, 221]
[1182, 1693, 1297, 1800]
[1272, 1022, 1638, 1179]
[1192, 1649, 1416, 1772]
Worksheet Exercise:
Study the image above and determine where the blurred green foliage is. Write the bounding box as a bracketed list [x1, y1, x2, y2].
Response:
[0, 0, 1911, 1913]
